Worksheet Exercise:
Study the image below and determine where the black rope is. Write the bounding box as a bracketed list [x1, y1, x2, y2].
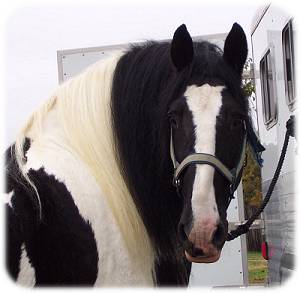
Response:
[227, 115, 295, 241]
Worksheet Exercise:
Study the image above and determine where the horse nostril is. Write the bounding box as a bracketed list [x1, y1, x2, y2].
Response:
[178, 223, 195, 255]
[212, 222, 226, 247]
[193, 247, 205, 257]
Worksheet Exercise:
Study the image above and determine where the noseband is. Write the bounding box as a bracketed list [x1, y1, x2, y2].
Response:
[170, 122, 247, 198]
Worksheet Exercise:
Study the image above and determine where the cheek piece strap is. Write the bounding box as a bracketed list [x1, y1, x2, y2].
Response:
[169, 114, 291, 245]
[170, 123, 247, 200]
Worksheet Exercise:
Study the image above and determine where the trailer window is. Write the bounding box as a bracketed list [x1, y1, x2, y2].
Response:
[260, 50, 277, 129]
[282, 20, 295, 111]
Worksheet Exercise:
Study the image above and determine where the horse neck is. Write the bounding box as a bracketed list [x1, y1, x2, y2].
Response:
[129, 100, 183, 254]
[111, 46, 183, 252]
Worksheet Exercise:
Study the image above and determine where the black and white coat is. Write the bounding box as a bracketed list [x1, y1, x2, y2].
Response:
[4, 23, 250, 286]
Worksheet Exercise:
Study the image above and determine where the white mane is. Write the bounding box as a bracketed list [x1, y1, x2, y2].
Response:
[14, 52, 155, 280]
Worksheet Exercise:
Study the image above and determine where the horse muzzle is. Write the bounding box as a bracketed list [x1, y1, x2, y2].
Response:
[178, 220, 227, 263]
[185, 250, 221, 263]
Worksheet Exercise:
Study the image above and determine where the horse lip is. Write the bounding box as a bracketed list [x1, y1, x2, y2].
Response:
[184, 250, 221, 263]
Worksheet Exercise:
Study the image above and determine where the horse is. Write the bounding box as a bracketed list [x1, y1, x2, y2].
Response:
[4, 22, 255, 286]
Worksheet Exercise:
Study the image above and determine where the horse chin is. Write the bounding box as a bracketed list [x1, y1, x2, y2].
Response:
[184, 250, 221, 263]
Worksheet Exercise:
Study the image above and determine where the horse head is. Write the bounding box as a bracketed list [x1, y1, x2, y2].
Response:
[168, 23, 248, 263]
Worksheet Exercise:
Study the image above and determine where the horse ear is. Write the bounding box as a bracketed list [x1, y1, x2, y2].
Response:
[223, 23, 248, 76]
[171, 24, 194, 71]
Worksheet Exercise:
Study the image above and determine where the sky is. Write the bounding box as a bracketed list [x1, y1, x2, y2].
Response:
[0, 1, 297, 147]
[2, 1, 265, 150]
[0, 0, 297, 145]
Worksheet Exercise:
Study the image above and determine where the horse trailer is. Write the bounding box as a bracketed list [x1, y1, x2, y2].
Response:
[251, 5, 296, 284]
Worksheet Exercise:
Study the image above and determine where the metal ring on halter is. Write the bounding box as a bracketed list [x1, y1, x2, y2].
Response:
[173, 177, 181, 187]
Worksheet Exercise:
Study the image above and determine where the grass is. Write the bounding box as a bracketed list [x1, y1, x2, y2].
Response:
[248, 251, 268, 284]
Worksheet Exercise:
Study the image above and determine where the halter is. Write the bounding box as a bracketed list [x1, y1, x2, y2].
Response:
[169, 116, 270, 248]
[170, 122, 247, 198]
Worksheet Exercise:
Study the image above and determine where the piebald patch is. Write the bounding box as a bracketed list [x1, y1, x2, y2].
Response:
[24, 109, 153, 286]
[14, 53, 154, 285]
[3, 191, 14, 208]
[185, 84, 224, 225]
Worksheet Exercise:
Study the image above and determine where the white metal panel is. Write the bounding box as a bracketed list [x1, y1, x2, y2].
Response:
[57, 35, 227, 84]
[60, 51, 107, 82]
[57, 37, 248, 287]
[189, 238, 245, 287]
[57, 45, 127, 84]
[251, 5, 296, 284]
[251, 5, 295, 179]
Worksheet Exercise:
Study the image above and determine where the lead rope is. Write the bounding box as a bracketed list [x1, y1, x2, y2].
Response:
[227, 115, 296, 241]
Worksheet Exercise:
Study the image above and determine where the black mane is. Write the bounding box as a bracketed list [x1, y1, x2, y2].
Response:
[111, 40, 248, 284]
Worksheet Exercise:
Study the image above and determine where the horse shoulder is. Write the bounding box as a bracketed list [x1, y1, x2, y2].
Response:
[15, 137, 151, 285]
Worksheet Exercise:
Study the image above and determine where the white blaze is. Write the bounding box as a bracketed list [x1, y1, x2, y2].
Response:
[185, 84, 224, 226]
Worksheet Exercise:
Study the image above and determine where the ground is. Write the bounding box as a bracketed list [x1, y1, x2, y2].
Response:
[248, 250, 268, 284]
